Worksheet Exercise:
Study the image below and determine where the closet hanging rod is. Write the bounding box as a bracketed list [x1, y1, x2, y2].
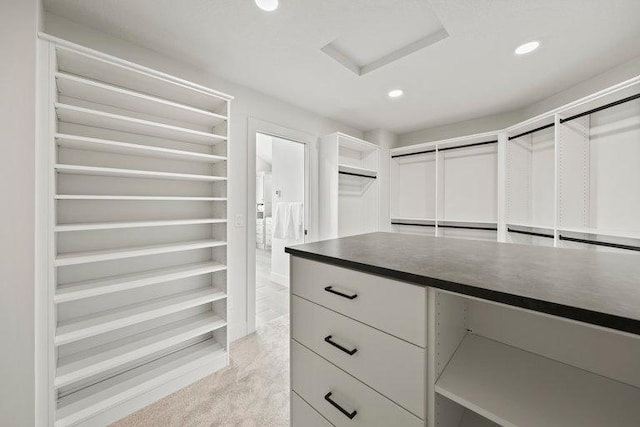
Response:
[559, 235, 640, 252]
[438, 140, 498, 152]
[508, 123, 555, 140]
[559, 92, 640, 123]
[508, 228, 554, 239]
[390, 222, 435, 227]
[439, 224, 498, 231]
[391, 148, 436, 159]
[338, 171, 377, 179]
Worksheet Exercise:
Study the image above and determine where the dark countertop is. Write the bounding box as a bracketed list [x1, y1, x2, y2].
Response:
[285, 232, 640, 335]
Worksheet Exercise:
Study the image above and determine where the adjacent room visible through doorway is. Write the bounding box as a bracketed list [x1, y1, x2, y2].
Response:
[255, 133, 306, 328]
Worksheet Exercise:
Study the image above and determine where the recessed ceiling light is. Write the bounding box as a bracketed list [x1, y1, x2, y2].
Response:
[388, 89, 404, 98]
[255, 0, 278, 11]
[515, 41, 540, 55]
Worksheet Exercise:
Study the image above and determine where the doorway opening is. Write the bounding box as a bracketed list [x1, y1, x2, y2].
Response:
[255, 132, 306, 328]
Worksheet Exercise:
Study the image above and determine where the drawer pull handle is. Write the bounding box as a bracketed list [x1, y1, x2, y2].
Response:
[324, 286, 358, 300]
[324, 392, 357, 420]
[324, 335, 358, 355]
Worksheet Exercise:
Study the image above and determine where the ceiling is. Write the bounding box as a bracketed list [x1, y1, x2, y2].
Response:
[44, 0, 640, 134]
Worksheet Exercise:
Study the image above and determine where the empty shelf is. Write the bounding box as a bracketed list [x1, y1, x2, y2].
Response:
[557, 226, 640, 241]
[55, 195, 226, 201]
[55, 103, 226, 145]
[55, 239, 226, 266]
[55, 261, 226, 303]
[55, 311, 226, 388]
[435, 334, 640, 427]
[55, 287, 226, 346]
[56, 134, 227, 163]
[55, 339, 226, 427]
[55, 164, 226, 182]
[56, 72, 227, 127]
[55, 218, 226, 232]
[338, 164, 377, 178]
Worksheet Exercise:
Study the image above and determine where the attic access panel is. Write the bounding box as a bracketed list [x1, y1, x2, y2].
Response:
[321, 0, 448, 76]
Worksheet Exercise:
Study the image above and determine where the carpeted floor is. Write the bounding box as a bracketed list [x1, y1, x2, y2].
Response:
[111, 316, 290, 427]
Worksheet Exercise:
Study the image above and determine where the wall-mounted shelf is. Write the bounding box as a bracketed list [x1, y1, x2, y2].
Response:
[55, 218, 226, 232]
[55, 239, 226, 266]
[55, 195, 227, 201]
[55, 103, 226, 146]
[436, 333, 640, 427]
[55, 339, 226, 427]
[55, 164, 226, 182]
[55, 261, 226, 303]
[55, 311, 226, 388]
[338, 164, 377, 179]
[56, 72, 227, 128]
[56, 134, 227, 163]
[55, 286, 226, 346]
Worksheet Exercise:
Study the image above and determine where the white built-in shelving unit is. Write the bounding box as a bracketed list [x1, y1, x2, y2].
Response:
[319, 133, 380, 239]
[390, 132, 499, 240]
[38, 36, 233, 426]
[391, 76, 640, 253]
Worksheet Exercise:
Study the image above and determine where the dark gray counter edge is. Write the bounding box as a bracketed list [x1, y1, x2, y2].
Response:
[285, 247, 640, 336]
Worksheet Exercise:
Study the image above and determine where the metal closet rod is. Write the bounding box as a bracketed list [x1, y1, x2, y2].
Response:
[559, 92, 640, 123]
[338, 171, 376, 179]
[508, 122, 555, 141]
[390, 221, 497, 231]
[559, 235, 640, 252]
[391, 140, 497, 159]
[508, 228, 554, 239]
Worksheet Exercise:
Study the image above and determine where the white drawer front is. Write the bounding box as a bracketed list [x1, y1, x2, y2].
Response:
[292, 296, 426, 419]
[292, 391, 334, 427]
[291, 340, 423, 427]
[291, 257, 426, 347]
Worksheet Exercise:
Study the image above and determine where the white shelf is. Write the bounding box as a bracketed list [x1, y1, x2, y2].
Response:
[55, 287, 226, 346]
[55, 44, 231, 113]
[55, 218, 226, 232]
[55, 311, 226, 388]
[56, 134, 227, 163]
[55, 239, 226, 266]
[55, 261, 226, 303]
[56, 72, 227, 127]
[55, 103, 226, 146]
[55, 195, 226, 201]
[55, 338, 226, 427]
[435, 334, 640, 427]
[338, 164, 377, 178]
[55, 164, 226, 182]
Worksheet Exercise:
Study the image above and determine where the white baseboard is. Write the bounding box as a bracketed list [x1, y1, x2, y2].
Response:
[270, 271, 289, 287]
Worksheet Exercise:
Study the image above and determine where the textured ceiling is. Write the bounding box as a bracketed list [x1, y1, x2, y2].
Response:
[44, 0, 640, 133]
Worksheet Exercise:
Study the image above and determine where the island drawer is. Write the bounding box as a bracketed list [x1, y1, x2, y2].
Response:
[292, 391, 334, 427]
[292, 295, 426, 419]
[291, 340, 423, 427]
[291, 257, 426, 347]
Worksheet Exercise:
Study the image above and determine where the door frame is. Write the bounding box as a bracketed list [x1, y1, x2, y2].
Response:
[247, 118, 317, 334]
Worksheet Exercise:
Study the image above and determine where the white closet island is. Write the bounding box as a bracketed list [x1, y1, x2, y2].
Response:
[286, 232, 640, 427]
[38, 36, 232, 426]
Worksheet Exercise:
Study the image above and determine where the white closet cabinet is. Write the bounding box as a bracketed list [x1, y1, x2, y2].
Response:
[392, 76, 640, 254]
[39, 37, 233, 426]
[319, 133, 380, 239]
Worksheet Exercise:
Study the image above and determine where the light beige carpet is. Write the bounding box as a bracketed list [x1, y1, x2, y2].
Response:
[112, 316, 290, 427]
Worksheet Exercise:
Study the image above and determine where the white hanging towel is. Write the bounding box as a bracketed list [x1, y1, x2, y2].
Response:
[286, 202, 304, 241]
[272, 202, 289, 239]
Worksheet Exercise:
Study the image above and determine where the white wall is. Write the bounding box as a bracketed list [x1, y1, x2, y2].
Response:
[42, 12, 363, 341]
[270, 136, 305, 285]
[397, 53, 640, 147]
[0, 0, 39, 425]
[364, 129, 397, 232]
